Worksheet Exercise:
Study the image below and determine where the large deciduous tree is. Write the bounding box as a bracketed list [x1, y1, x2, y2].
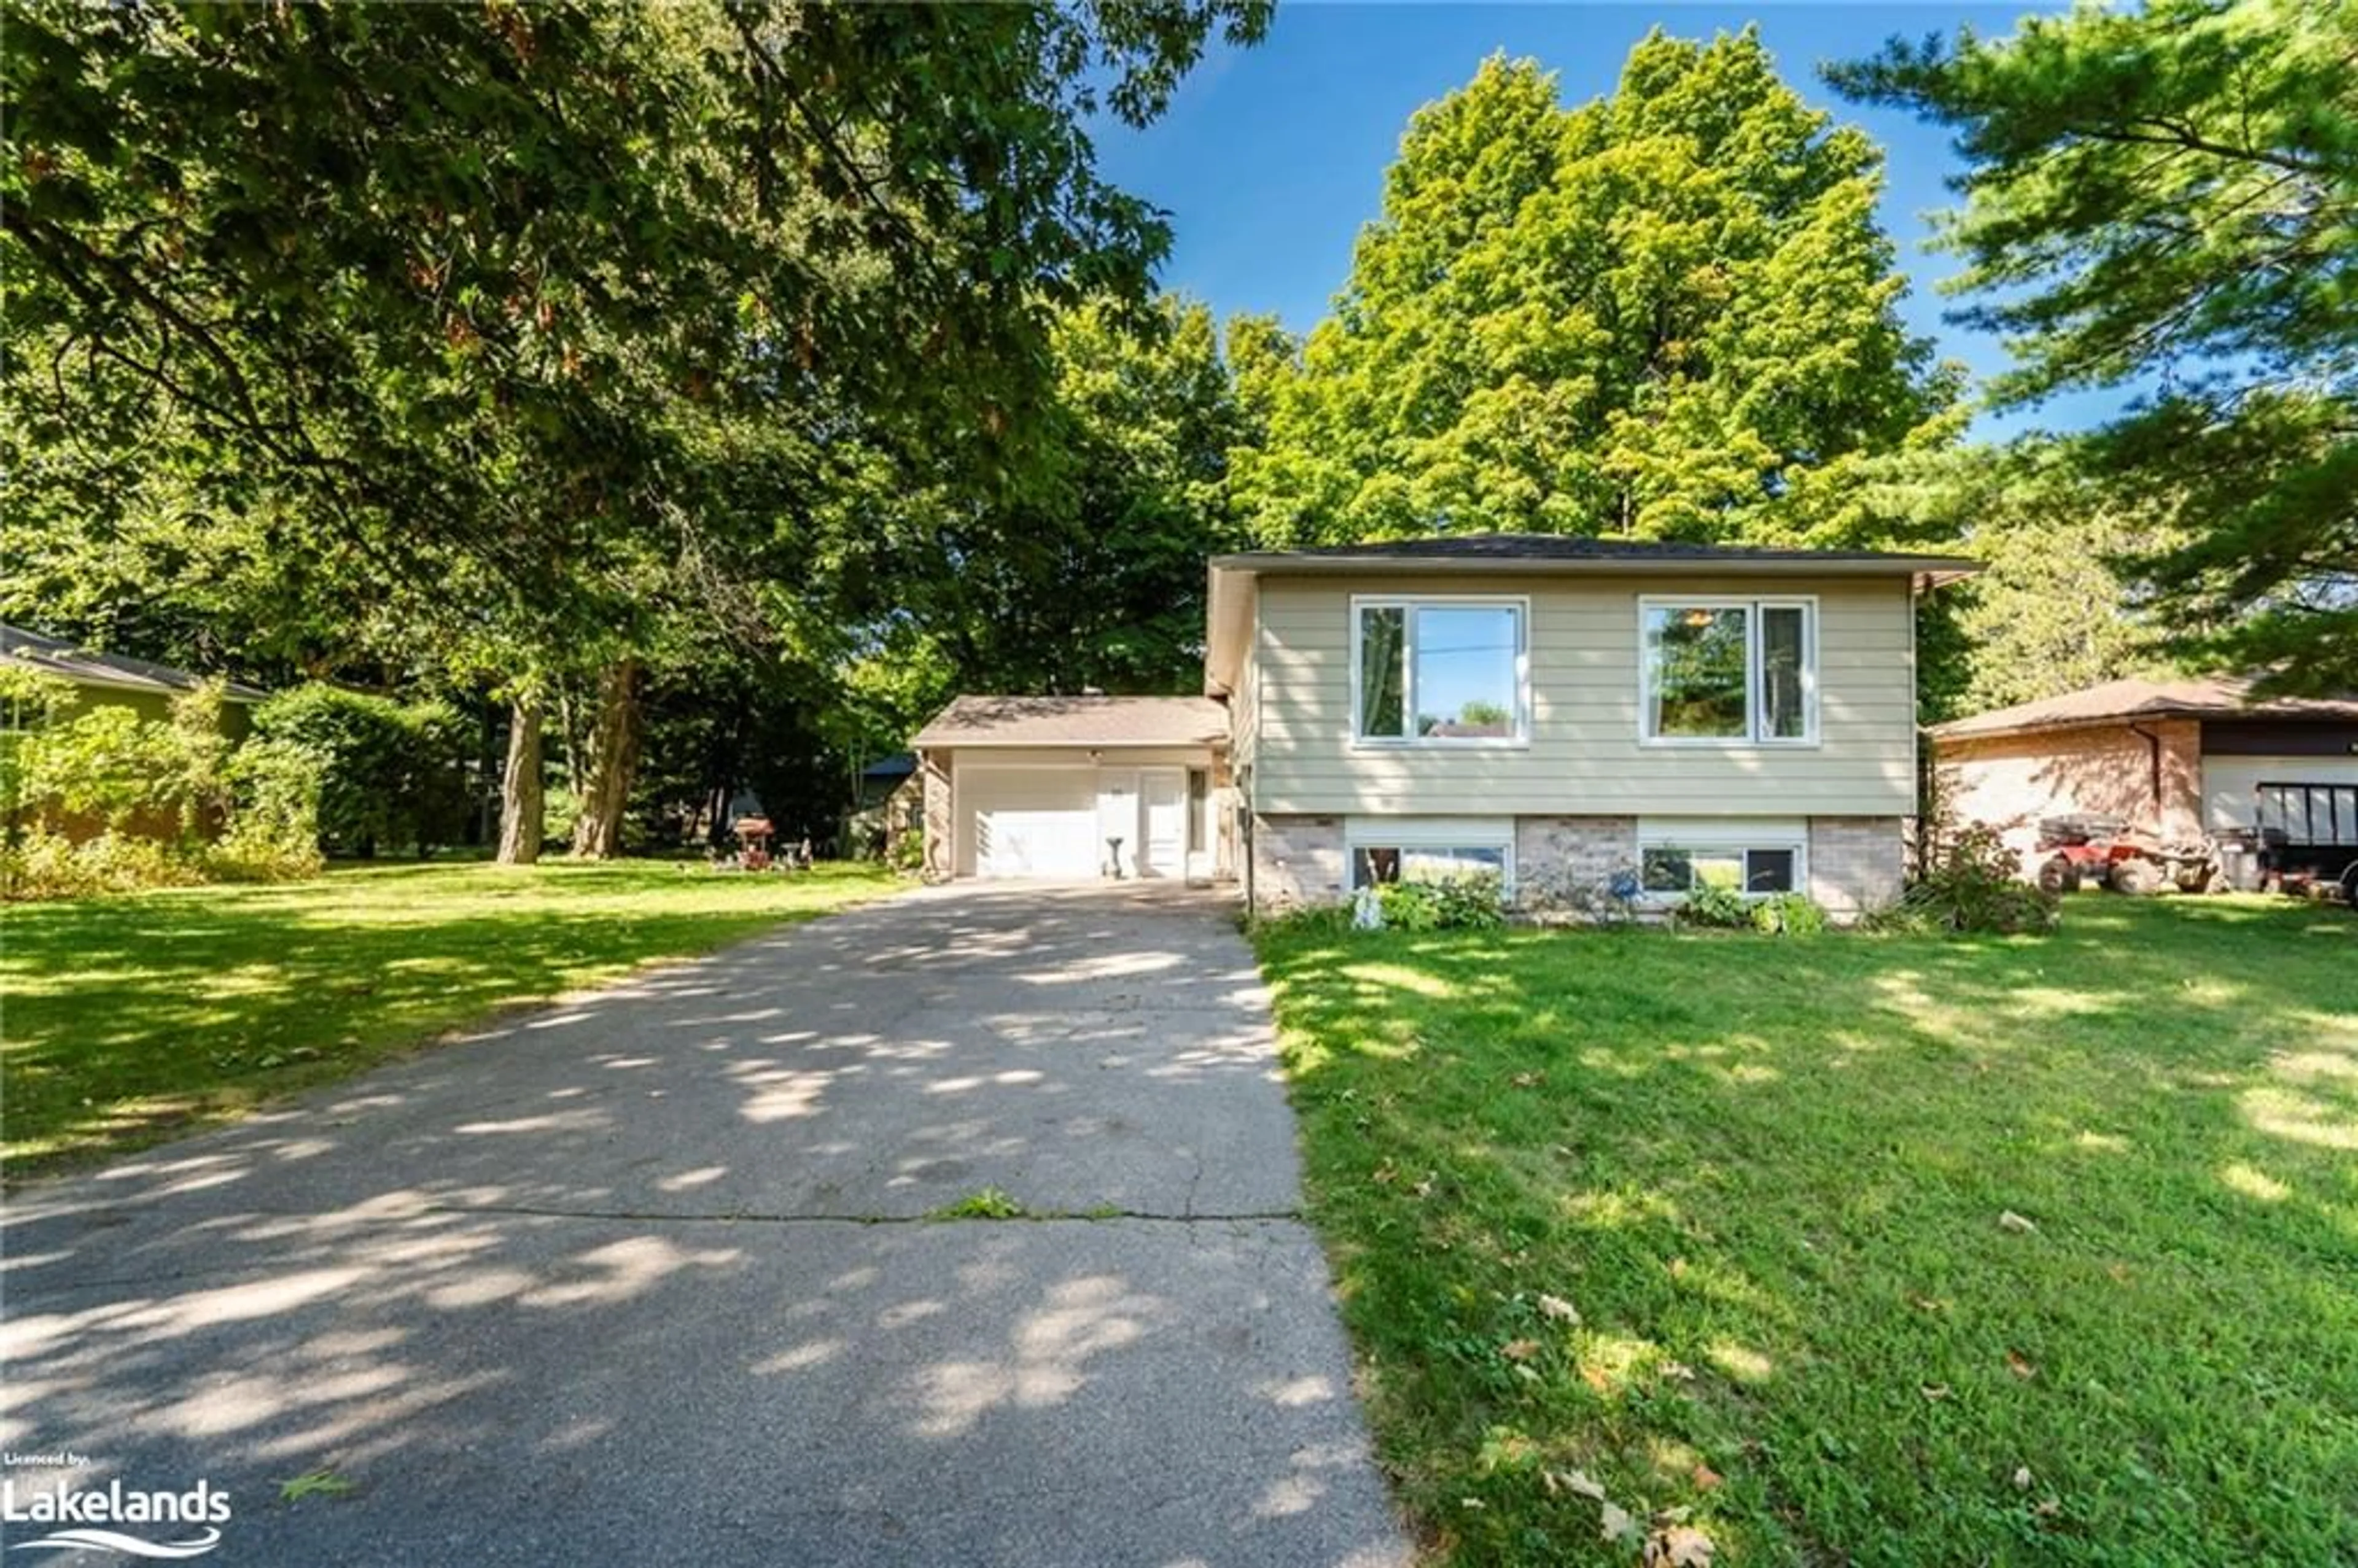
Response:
[849, 296, 1253, 701]
[3, 0, 1269, 857]
[1831, 0, 2358, 693]
[1232, 31, 1963, 548]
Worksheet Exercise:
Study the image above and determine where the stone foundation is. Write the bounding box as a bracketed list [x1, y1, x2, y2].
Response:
[1512, 816, 1641, 916]
[1250, 814, 1344, 912]
[1248, 811, 1907, 923]
[1807, 815, 1905, 917]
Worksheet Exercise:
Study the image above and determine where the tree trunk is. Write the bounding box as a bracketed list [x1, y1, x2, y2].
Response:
[570, 658, 644, 859]
[496, 694, 545, 866]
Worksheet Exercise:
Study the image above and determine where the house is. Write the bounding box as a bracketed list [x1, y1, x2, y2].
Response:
[1, 623, 269, 737]
[916, 535, 1976, 915]
[1928, 674, 2358, 885]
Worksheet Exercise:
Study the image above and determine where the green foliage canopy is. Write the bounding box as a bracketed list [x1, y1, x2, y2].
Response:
[1832, 0, 2358, 692]
[1233, 32, 1963, 548]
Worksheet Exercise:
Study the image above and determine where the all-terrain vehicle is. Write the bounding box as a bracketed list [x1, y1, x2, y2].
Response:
[2034, 813, 2224, 896]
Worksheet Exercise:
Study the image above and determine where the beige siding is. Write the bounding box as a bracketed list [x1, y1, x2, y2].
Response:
[1231, 634, 1259, 780]
[1251, 572, 1917, 816]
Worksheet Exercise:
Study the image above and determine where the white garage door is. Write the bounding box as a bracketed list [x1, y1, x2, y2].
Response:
[962, 768, 1100, 879]
[2204, 756, 2358, 838]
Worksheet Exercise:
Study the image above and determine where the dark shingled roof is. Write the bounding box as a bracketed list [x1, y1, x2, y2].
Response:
[1231, 532, 1971, 567]
[1, 623, 270, 702]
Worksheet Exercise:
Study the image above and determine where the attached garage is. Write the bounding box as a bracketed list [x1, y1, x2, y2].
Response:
[912, 696, 1235, 885]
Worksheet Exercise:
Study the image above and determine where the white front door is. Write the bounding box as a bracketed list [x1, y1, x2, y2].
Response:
[1138, 769, 1186, 879]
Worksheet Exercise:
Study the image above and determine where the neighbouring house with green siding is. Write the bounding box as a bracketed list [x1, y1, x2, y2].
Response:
[1, 623, 269, 737]
[911, 535, 1978, 920]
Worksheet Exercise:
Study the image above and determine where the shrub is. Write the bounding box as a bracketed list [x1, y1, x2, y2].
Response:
[889, 825, 925, 874]
[1751, 891, 1829, 936]
[1676, 880, 1754, 929]
[1430, 871, 1508, 930]
[252, 684, 472, 856]
[1886, 822, 2058, 935]
[1375, 880, 1444, 931]
[0, 828, 94, 899]
[1373, 871, 1506, 933]
[0, 829, 206, 899]
[209, 739, 327, 881]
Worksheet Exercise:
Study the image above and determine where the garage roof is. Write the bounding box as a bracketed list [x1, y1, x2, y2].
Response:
[1931, 673, 2358, 742]
[912, 694, 1228, 750]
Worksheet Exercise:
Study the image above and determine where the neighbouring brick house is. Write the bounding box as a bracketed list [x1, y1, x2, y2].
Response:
[914, 535, 1976, 921]
[1928, 674, 2358, 885]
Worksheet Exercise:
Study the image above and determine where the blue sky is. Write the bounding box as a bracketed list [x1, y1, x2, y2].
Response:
[1094, 1, 2117, 439]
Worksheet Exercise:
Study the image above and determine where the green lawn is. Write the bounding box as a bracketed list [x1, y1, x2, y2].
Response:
[1256, 896, 2358, 1567]
[1, 859, 896, 1177]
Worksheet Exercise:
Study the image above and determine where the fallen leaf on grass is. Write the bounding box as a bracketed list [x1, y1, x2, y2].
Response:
[1501, 1338, 1540, 1362]
[1536, 1293, 1581, 1324]
[1599, 1501, 1641, 1543]
[1691, 1464, 1723, 1491]
[1907, 1292, 1947, 1314]
[1920, 1383, 1951, 1401]
[1658, 1360, 1697, 1383]
[1998, 1210, 2038, 1234]
[1644, 1522, 1716, 1566]
[2012, 1467, 2033, 1490]
[1541, 1468, 1607, 1502]
[2006, 1349, 2037, 1381]
[1511, 1071, 1543, 1089]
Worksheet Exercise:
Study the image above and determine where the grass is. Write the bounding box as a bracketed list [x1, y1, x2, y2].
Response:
[1255, 896, 2358, 1567]
[0, 858, 896, 1178]
[927, 1187, 1030, 1221]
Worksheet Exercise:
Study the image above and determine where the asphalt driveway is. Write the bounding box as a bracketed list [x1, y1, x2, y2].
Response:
[1, 882, 1409, 1567]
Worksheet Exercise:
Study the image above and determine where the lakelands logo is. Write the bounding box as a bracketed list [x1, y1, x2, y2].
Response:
[1, 1467, 230, 1559]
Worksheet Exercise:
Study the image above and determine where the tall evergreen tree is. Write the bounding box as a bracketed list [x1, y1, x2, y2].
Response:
[1832, 0, 2358, 693]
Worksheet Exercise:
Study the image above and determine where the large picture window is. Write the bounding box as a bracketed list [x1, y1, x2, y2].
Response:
[1641, 599, 1815, 744]
[1355, 599, 1527, 743]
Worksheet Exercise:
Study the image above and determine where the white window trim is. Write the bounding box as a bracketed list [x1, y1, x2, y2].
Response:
[1636, 595, 1820, 749]
[1349, 594, 1532, 751]
[1635, 819, 1808, 902]
[1344, 817, 1517, 893]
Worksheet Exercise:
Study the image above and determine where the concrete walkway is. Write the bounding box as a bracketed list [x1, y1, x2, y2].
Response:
[1, 883, 1409, 1567]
